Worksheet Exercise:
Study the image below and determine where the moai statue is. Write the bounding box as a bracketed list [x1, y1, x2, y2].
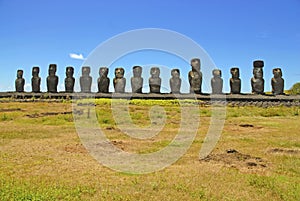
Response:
[211, 69, 223, 94]
[251, 60, 264, 94]
[169, 69, 181, 94]
[97, 67, 110, 93]
[113, 67, 126, 93]
[131, 66, 143, 93]
[15, 69, 25, 92]
[230, 67, 241, 94]
[80, 66, 92, 93]
[149, 67, 161, 93]
[188, 58, 202, 94]
[271, 68, 284, 95]
[31, 67, 41, 93]
[47, 64, 59, 93]
[65, 66, 75, 93]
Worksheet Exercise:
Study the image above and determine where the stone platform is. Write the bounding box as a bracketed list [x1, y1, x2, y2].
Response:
[0, 92, 299, 107]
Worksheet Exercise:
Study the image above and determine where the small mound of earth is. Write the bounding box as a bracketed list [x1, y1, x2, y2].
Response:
[201, 149, 268, 173]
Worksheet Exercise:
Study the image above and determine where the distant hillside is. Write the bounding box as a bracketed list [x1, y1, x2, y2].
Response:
[289, 82, 300, 95]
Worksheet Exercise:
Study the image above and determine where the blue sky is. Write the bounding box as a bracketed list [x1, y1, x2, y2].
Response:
[0, 0, 299, 93]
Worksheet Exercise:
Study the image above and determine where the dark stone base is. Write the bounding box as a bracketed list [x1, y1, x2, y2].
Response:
[0, 92, 299, 103]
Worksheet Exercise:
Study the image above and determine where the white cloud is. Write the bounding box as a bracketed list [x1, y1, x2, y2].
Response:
[69, 53, 85, 60]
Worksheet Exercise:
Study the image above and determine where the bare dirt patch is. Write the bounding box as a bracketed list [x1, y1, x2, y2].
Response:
[267, 148, 300, 156]
[239, 124, 254, 128]
[26, 111, 73, 118]
[0, 108, 22, 112]
[201, 149, 269, 173]
[64, 143, 87, 154]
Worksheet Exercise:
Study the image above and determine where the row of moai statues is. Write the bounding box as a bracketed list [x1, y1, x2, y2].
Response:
[15, 59, 284, 95]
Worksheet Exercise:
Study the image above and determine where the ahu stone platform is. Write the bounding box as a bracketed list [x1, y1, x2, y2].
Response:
[0, 92, 299, 107]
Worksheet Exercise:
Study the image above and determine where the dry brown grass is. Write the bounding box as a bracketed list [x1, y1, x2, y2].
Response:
[0, 100, 299, 200]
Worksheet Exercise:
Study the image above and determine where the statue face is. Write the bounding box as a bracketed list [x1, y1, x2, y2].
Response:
[191, 58, 200, 71]
[231, 68, 240, 78]
[171, 69, 180, 78]
[115, 68, 124, 78]
[273, 68, 282, 78]
[213, 69, 221, 77]
[150, 67, 160, 78]
[32, 67, 39, 76]
[100, 67, 108, 77]
[133, 66, 142, 77]
[253, 67, 263, 79]
[82, 67, 90, 76]
[49, 65, 56, 76]
[66, 67, 74, 77]
[17, 70, 23, 78]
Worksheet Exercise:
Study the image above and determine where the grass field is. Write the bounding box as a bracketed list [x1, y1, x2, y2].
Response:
[0, 99, 299, 200]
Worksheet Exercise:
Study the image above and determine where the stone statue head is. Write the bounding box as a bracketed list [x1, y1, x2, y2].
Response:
[49, 64, 57, 76]
[82, 66, 91, 76]
[171, 69, 180, 78]
[32, 67, 40, 77]
[66, 66, 74, 77]
[17, 70, 23, 78]
[115, 67, 125, 78]
[213, 69, 222, 77]
[150, 67, 160, 78]
[230, 67, 240, 79]
[253, 67, 263, 79]
[191, 58, 201, 72]
[273, 68, 282, 78]
[99, 67, 109, 77]
[133, 66, 142, 77]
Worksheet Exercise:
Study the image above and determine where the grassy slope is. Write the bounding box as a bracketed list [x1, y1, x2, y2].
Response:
[0, 99, 299, 201]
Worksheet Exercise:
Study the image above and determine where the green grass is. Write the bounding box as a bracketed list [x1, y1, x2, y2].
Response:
[0, 100, 299, 200]
[248, 174, 300, 201]
[0, 175, 96, 201]
[226, 105, 300, 118]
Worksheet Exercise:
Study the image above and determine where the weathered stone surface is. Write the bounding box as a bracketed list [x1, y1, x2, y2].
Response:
[65, 66, 75, 93]
[31, 67, 41, 93]
[188, 58, 202, 94]
[98, 67, 110, 93]
[131, 66, 143, 93]
[1, 92, 300, 107]
[170, 69, 181, 94]
[253, 60, 264, 68]
[211, 69, 223, 94]
[251, 60, 264, 94]
[47, 64, 58, 93]
[15, 70, 25, 92]
[113, 68, 126, 93]
[272, 68, 284, 95]
[80, 66, 92, 93]
[230, 67, 241, 94]
[149, 67, 161, 93]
